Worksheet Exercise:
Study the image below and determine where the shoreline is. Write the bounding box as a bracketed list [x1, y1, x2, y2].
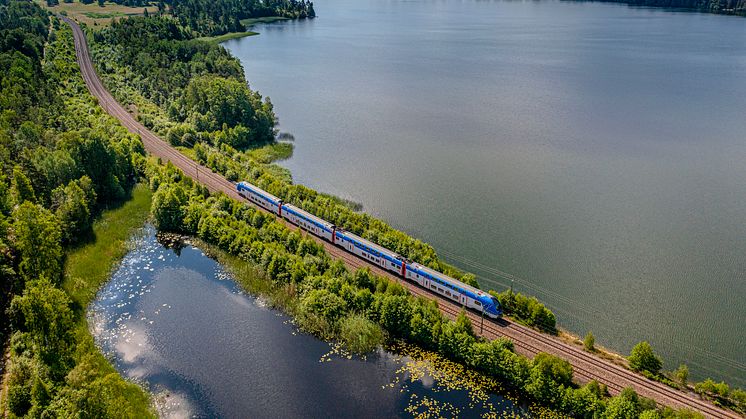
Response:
[65, 8, 744, 416]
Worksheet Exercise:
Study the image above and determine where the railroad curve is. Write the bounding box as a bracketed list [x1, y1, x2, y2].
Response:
[60, 16, 739, 419]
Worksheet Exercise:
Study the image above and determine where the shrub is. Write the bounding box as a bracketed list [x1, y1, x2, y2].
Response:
[674, 364, 689, 387]
[629, 341, 662, 375]
[490, 290, 557, 333]
[339, 314, 385, 354]
[584, 331, 595, 352]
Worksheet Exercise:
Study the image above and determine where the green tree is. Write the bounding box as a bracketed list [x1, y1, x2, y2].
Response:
[438, 311, 476, 362]
[9, 280, 75, 374]
[378, 294, 412, 337]
[12, 202, 63, 283]
[151, 184, 188, 232]
[52, 179, 93, 243]
[300, 288, 347, 322]
[603, 388, 640, 419]
[11, 166, 36, 205]
[60, 131, 127, 203]
[0, 173, 11, 214]
[183, 75, 275, 146]
[531, 352, 573, 387]
[584, 331, 595, 352]
[639, 410, 662, 419]
[674, 364, 689, 388]
[460, 273, 479, 288]
[628, 341, 662, 375]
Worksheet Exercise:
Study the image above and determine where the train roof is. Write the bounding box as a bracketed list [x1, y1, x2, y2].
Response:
[337, 229, 402, 261]
[237, 181, 281, 203]
[282, 203, 335, 230]
[407, 262, 487, 297]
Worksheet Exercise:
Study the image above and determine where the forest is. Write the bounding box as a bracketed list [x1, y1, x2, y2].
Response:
[45, 0, 315, 34]
[574, 0, 745, 16]
[166, 0, 315, 34]
[0, 1, 153, 415]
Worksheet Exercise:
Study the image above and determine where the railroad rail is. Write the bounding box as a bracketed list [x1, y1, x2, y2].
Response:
[61, 16, 739, 418]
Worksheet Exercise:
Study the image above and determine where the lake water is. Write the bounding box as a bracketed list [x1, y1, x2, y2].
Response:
[223, 0, 746, 386]
[90, 227, 525, 418]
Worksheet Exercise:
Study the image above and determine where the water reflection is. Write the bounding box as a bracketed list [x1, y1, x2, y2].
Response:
[89, 226, 527, 418]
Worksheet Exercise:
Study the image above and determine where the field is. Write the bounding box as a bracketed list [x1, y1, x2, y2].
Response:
[36, 0, 158, 26]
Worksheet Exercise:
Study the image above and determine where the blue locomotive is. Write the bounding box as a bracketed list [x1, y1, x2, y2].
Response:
[236, 181, 501, 318]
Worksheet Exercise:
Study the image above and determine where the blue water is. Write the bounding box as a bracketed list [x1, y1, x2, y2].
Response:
[224, 0, 746, 386]
[90, 227, 522, 417]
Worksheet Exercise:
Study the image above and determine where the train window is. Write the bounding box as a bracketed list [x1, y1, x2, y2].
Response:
[474, 301, 481, 306]
[445, 291, 451, 296]
[430, 284, 436, 290]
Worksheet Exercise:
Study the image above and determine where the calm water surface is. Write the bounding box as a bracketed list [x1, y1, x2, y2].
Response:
[223, 0, 746, 385]
[90, 227, 522, 417]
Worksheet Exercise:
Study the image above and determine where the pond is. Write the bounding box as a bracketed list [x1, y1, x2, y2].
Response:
[89, 226, 531, 418]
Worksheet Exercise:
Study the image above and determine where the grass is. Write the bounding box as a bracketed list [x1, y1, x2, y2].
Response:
[196, 31, 259, 44]
[35, 0, 158, 27]
[63, 184, 153, 312]
[558, 329, 629, 368]
[83, 11, 125, 19]
[195, 15, 292, 43]
[239, 16, 290, 26]
[175, 145, 196, 160]
[246, 142, 294, 164]
[200, 240, 299, 312]
[339, 314, 386, 354]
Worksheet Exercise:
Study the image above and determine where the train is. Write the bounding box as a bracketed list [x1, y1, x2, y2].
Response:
[236, 181, 502, 318]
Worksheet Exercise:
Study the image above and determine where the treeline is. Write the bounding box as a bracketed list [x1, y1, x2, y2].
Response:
[46, 0, 315, 31]
[569, 0, 745, 15]
[69, 0, 149, 6]
[42, 0, 150, 8]
[1, 3, 152, 415]
[622, 341, 746, 415]
[166, 0, 315, 35]
[92, 16, 276, 149]
[490, 289, 557, 334]
[149, 161, 701, 418]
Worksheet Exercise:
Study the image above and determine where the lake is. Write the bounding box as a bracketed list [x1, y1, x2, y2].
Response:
[223, 0, 746, 386]
[90, 227, 526, 417]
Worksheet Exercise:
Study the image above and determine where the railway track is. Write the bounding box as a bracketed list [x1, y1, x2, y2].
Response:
[61, 17, 740, 418]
